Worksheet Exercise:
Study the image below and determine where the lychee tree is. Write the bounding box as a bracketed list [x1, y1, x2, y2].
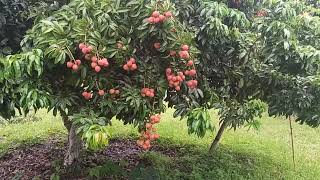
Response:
[2, 0, 320, 166]
[172, 0, 320, 151]
[0, 0, 204, 165]
[170, 0, 269, 151]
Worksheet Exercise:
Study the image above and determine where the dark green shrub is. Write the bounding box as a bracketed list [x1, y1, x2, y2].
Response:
[0, 0, 69, 56]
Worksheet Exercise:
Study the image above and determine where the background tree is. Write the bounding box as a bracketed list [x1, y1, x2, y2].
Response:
[0, 0, 69, 56]
[171, 0, 267, 151]
[171, 0, 320, 151]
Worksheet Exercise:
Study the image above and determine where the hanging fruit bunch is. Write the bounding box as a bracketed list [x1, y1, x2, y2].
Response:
[137, 114, 161, 150]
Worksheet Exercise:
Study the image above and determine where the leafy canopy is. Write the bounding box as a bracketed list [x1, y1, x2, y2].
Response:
[1, 0, 320, 150]
[0, 0, 207, 149]
[172, 0, 320, 130]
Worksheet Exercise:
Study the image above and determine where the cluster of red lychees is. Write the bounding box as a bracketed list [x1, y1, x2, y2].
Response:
[137, 114, 161, 150]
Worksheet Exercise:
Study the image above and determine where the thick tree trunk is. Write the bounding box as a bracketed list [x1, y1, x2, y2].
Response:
[64, 124, 82, 166]
[209, 120, 228, 152]
[60, 110, 82, 166]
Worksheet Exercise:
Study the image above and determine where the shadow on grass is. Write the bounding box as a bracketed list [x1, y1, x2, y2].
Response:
[84, 137, 294, 180]
[138, 141, 280, 180]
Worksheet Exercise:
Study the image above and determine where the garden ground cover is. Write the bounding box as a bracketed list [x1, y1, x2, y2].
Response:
[0, 109, 319, 179]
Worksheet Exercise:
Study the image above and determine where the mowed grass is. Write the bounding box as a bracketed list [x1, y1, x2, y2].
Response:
[0, 110, 66, 157]
[0, 109, 319, 179]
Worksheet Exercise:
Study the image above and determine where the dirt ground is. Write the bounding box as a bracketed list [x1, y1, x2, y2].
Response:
[0, 138, 178, 179]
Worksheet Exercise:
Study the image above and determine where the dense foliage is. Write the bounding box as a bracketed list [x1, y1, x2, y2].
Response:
[0, 0, 29, 55]
[171, 0, 320, 136]
[0, 0, 69, 56]
[253, 1, 320, 126]
[1, 0, 205, 153]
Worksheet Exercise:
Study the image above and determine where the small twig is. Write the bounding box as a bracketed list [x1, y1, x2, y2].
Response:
[84, 25, 88, 43]
[289, 116, 296, 170]
[65, 46, 75, 61]
[95, 80, 100, 89]
[144, 72, 146, 87]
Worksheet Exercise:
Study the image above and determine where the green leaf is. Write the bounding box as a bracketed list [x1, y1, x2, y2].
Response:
[284, 41, 290, 50]
[55, 51, 66, 64]
[283, 28, 290, 38]
[239, 51, 246, 59]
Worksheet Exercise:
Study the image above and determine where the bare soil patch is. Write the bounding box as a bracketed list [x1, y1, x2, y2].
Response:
[0, 138, 179, 179]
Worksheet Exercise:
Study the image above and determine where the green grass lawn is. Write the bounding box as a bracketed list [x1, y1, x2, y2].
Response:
[0, 110, 67, 157]
[0, 109, 319, 179]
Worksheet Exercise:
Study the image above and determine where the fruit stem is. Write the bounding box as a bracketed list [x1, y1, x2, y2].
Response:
[96, 47, 100, 59]
[144, 73, 146, 87]
[95, 80, 100, 89]
[192, 62, 198, 79]
[84, 25, 88, 43]
[66, 46, 75, 61]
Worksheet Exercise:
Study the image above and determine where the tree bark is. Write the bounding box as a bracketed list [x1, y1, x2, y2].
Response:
[209, 120, 228, 152]
[60, 110, 71, 131]
[60, 110, 82, 166]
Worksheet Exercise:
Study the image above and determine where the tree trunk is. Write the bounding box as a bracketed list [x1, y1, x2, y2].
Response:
[60, 110, 82, 166]
[64, 124, 82, 166]
[209, 120, 228, 152]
